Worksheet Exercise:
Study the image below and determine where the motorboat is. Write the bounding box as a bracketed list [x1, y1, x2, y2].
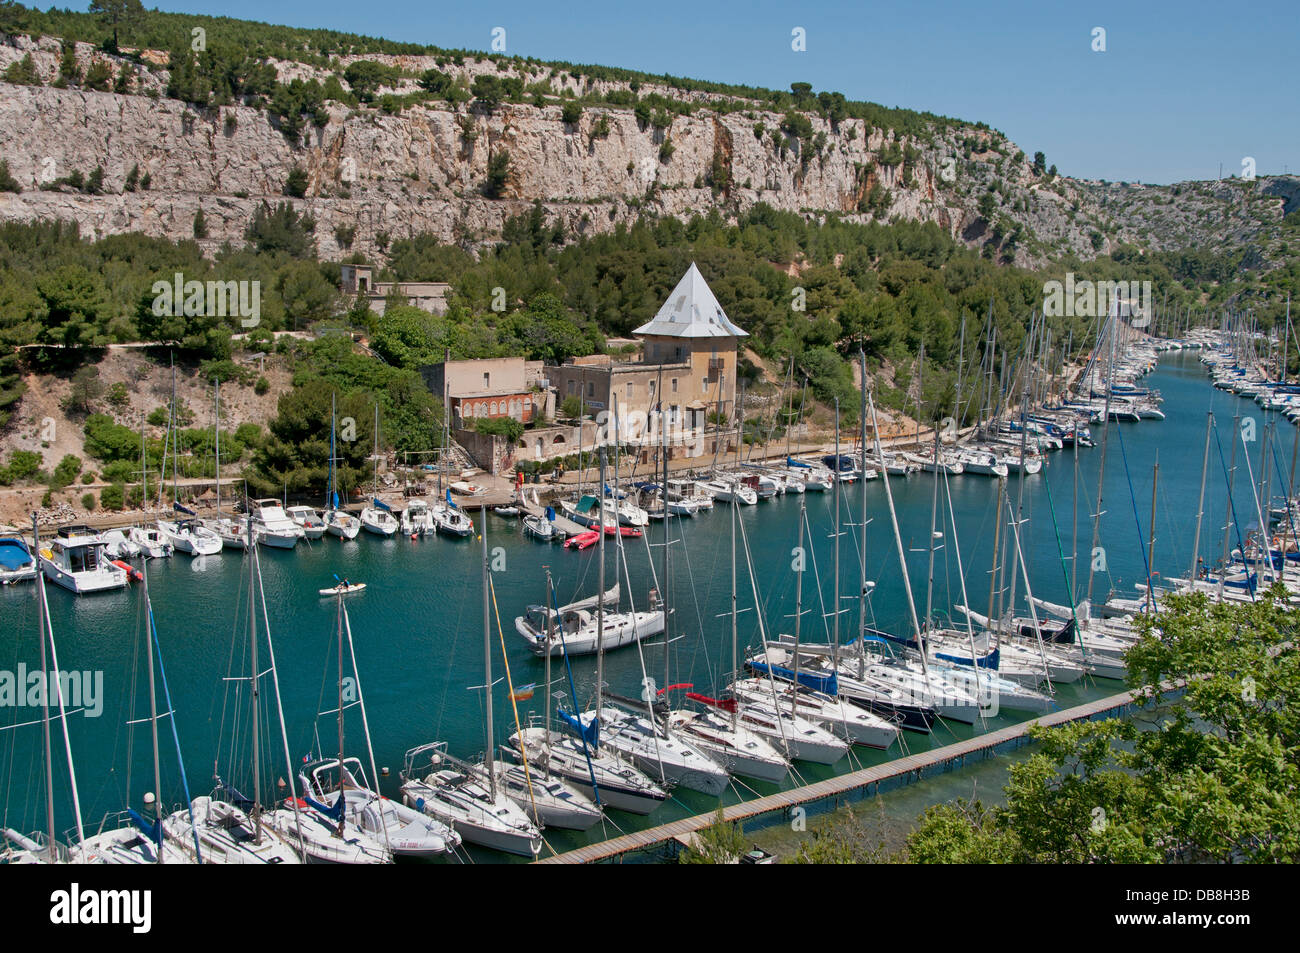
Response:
[251, 498, 304, 549]
[38, 526, 129, 594]
[0, 536, 38, 585]
[286, 505, 326, 540]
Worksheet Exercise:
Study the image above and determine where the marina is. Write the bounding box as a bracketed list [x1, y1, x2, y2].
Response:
[3, 336, 1299, 863]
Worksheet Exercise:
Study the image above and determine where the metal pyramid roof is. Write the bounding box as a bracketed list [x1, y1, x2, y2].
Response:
[632, 263, 748, 339]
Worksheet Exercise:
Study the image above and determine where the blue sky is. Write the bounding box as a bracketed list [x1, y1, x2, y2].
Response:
[148, 0, 1294, 185]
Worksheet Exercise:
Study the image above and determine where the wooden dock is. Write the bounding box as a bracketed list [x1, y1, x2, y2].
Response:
[536, 686, 1154, 864]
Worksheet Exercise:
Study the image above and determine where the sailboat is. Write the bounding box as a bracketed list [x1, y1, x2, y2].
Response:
[2, 518, 90, 863]
[323, 393, 361, 540]
[156, 361, 222, 557]
[571, 443, 731, 797]
[432, 489, 474, 537]
[664, 446, 790, 782]
[201, 379, 248, 550]
[507, 573, 668, 816]
[360, 407, 399, 536]
[162, 516, 300, 864]
[77, 556, 201, 864]
[265, 591, 392, 864]
[401, 508, 542, 857]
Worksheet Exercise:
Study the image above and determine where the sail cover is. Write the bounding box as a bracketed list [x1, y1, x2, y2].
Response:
[372, 497, 391, 512]
[558, 708, 599, 747]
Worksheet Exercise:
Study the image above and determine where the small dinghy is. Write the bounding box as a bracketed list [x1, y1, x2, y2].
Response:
[564, 530, 601, 551]
[319, 581, 366, 597]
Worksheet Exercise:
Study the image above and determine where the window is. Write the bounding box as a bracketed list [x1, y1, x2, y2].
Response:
[649, 380, 656, 397]
[359, 277, 368, 292]
[567, 380, 575, 395]
[490, 401, 498, 415]
[671, 378, 678, 393]
[587, 382, 595, 398]
[483, 372, 490, 389]
[626, 382, 634, 401]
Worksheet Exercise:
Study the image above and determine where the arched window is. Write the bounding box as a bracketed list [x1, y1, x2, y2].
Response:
[490, 401, 498, 415]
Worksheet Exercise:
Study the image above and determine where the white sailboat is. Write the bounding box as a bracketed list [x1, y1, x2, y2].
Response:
[359, 405, 399, 536]
[401, 508, 542, 857]
[323, 394, 361, 540]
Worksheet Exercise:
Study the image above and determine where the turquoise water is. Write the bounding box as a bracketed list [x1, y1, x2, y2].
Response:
[1, 351, 1287, 861]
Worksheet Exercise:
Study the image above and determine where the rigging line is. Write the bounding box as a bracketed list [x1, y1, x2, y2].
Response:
[549, 578, 602, 809]
[487, 575, 541, 832]
[144, 569, 202, 861]
[1211, 420, 1257, 602]
[1113, 420, 1158, 613]
[1038, 455, 1087, 649]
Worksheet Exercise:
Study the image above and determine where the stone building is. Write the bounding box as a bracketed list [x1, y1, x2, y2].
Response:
[419, 356, 552, 428]
[341, 264, 450, 316]
[545, 263, 746, 459]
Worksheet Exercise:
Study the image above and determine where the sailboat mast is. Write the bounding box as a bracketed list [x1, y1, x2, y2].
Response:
[1086, 307, 1120, 609]
[868, 394, 927, 669]
[859, 350, 869, 666]
[1146, 456, 1159, 613]
[335, 593, 346, 835]
[1218, 414, 1241, 601]
[1189, 413, 1213, 583]
[545, 572, 554, 751]
[141, 561, 164, 860]
[924, 425, 940, 633]
[791, 481, 806, 719]
[481, 506, 495, 800]
[34, 515, 56, 857]
[832, 401, 841, 675]
[247, 510, 261, 842]
[595, 446, 606, 748]
[214, 380, 221, 517]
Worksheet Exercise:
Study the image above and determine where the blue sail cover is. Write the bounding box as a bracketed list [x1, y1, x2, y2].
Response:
[173, 502, 196, 516]
[544, 506, 556, 521]
[786, 456, 810, 469]
[127, 808, 163, 846]
[445, 489, 459, 510]
[302, 792, 345, 822]
[747, 658, 838, 695]
[372, 497, 391, 512]
[331, 491, 340, 509]
[936, 646, 1001, 669]
[558, 708, 599, 747]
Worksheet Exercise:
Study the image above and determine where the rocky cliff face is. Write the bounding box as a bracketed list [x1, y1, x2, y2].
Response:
[0, 33, 1293, 267]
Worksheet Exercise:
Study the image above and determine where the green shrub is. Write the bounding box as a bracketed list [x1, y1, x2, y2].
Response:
[106, 381, 129, 409]
[50, 454, 82, 488]
[7, 450, 42, 481]
[254, 376, 270, 395]
[41, 489, 53, 508]
[81, 492, 96, 511]
[81, 471, 95, 485]
[473, 415, 525, 442]
[100, 483, 125, 510]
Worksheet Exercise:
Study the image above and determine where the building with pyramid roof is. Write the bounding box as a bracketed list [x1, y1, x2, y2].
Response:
[545, 263, 747, 460]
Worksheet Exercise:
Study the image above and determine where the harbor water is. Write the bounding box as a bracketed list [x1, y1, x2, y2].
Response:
[0, 351, 1284, 860]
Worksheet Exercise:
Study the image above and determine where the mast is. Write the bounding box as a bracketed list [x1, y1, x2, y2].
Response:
[924, 422, 940, 634]
[544, 572, 554, 753]
[1188, 413, 1213, 584]
[481, 505, 495, 800]
[34, 515, 56, 858]
[247, 509, 261, 843]
[858, 351, 869, 666]
[1086, 306, 1119, 611]
[141, 558, 164, 861]
[1146, 456, 1159, 613]
[868, 393, 927, 671]
[335, 591, 346, 835]
[214, 380, 221, 518]
[791, 474, 806, 718]
[594, 445, 606, 749]
[1218, 414, 1241, 601]
[831, 401, 841, 677]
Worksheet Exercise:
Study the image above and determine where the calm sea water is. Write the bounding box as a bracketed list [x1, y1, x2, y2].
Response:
[1, 351, 1287, 861]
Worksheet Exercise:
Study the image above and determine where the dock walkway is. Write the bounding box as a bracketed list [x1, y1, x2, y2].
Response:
[537, 686, 1149, 864]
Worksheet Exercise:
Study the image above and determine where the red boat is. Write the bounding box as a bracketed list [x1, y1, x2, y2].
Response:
[110, 559, 143, 583]
[564, 530, 601, 551]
